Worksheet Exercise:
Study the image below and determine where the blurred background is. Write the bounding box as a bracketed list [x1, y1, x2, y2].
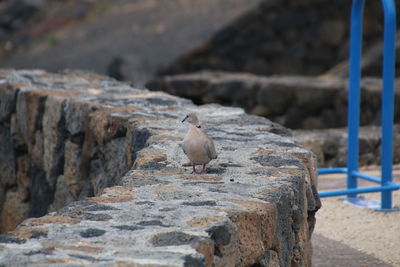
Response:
[0, 0, 265, 85]
[1, 0, 399, 132]
[1, 0, 399, 82]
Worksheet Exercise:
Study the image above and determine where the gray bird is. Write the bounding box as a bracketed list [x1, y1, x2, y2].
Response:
[182, 113, 217, 174]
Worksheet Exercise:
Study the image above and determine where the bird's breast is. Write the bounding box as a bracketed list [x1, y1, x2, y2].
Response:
[183, 134, 211, 165]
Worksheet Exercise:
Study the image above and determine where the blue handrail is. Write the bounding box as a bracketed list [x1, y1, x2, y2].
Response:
[318, 0, 399, 211]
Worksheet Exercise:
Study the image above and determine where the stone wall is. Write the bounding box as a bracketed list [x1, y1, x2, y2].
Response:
[294, 125, 400, 168]
[147, 71, 400, 130]
[0, 69, 142, 233]
[161, 0, 400, 77]
[0, 69, 320, 266]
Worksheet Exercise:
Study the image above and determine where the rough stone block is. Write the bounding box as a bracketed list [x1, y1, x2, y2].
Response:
[0, 126, 16, 187]
[148, 71, 399, 130]
[294, 125, 400, 168]
[0, 69, 319, 266]
[0, 84, 18, 122]
[0, 190, 29, 233]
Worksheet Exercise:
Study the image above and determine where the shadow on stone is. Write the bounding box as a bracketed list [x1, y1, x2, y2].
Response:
[80, 228, 106, 238]
[151, 231, 199, 247]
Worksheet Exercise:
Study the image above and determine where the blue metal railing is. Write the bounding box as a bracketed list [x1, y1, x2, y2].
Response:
[318, 0, 400, 211]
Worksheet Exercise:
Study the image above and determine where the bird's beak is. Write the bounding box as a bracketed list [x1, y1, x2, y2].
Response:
[182, 115, 188, 123]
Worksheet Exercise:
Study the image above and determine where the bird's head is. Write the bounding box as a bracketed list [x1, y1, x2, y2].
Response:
[182, 113, 200, 127]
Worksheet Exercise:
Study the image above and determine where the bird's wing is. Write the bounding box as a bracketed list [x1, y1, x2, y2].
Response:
[182, 143, 188, 155]
[204, 139, 217, 160]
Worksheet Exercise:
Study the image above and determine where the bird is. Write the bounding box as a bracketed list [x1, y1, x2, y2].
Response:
[181, 113, 217, 174]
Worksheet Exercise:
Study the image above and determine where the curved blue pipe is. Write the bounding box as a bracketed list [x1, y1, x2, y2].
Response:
[318, 0, 398, 210]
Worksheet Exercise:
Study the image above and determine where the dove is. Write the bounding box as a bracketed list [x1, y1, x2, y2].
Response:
[182, 113, 217, 174]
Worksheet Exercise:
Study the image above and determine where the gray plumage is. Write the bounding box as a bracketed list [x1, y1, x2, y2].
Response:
[182, 113, 217, 174]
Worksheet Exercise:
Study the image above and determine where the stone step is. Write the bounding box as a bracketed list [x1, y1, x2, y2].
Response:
[294, 125, 400, 168]
[147, 71, 400, 130]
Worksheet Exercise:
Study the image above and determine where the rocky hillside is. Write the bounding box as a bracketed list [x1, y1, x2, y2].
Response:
[161, 0, 400, 77]
[0, 0, 263, 86]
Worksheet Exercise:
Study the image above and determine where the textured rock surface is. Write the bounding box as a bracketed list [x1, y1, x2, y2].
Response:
[147, 71, 400, 130]
[0, 69, 319, 266]
[0, 69, 142, 233]
[294, 125, 400, 168]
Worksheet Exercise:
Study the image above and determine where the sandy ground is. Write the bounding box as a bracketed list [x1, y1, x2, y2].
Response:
[315, 165, 400, 266]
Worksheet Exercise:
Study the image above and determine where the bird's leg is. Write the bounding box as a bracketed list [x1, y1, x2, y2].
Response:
[191, 164, 198, 174]
[200, 164, 206, 174]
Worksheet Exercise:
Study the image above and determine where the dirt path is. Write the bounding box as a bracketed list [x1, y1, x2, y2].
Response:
[314, 165, 400, 266]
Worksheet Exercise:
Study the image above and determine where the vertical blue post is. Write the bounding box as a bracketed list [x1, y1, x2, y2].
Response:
[318, 0, 399, 211]
[380, 0, 396, 210]
[347, 0, 365, 199]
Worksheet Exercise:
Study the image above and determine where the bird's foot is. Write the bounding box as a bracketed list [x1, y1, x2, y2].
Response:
[191, 164, 200, 174]
[199, 164, 207, 174]
[191, 164, 208, 174]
